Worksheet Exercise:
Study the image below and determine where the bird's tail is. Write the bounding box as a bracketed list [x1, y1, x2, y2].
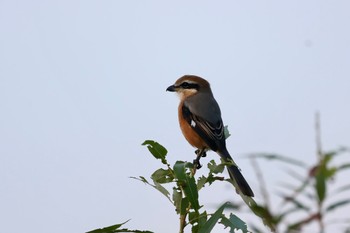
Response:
[219, 149, 254, 197]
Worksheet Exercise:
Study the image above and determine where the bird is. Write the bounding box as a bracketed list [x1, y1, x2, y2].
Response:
[166, 75, 254, 197]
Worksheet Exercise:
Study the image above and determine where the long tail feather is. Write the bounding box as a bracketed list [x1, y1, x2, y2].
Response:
[219, 149, 254, 197]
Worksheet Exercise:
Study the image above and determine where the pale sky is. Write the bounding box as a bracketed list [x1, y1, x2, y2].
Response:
[1, 1, 349, 233]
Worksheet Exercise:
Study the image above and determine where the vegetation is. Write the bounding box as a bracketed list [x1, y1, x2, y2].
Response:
[87, 118, 350, 233]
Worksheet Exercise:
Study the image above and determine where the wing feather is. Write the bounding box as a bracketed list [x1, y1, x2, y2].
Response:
[182, 104, 225, 152]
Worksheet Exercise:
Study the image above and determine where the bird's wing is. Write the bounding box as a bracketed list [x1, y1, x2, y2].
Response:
[182, 103, 225, 152]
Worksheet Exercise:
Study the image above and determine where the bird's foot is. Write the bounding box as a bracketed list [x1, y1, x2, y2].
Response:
[193, 149, 207, 169]
[195, 149, 207, 157]
[193, 158, 202, 169]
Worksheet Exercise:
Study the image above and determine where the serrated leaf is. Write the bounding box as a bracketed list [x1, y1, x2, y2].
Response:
[198, 202, 229, 233]
[142, 140, 168, 164]
[219, 217, 234, 233]
[197, 175, 207, 191]
[205, 174, 216, 185]
[208, 160, 225, 174]
[325, 199, 350, 212]
[220, 213, 248, 233]
[151, 168, 174, 183]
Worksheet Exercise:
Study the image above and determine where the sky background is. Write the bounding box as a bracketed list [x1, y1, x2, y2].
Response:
[1, 1, 349, 232]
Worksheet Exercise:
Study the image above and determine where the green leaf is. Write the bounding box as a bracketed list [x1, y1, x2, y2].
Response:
[180, 197, 189, 215]
[130, 176, 150, 185]
[333, 184, 350, 194]
[220, 213, 249, 233]
[325, 199, 350, 212]
[198, 202, 229, 233]
[338, 163, 350, 171]
[190, 211, 208, 233]
[87, 220, 130, 233]
[247, 203, 278, 231]
[114, 230, 153, 233]
[276, 192, 311, 212]
[173, 161, 200, 210]
[276, 207, 303, 224]
[221, 202, 241, 211]
[249, 224, 265, 233]
[323, 151, 336, 165]
[151, 168, 174, 183]
[130, 176, 149, 184]
[288, 198, 311, 212]
[142, 140, 168, 164]
[130, 176, 172, 203]
[183, 175, 199, 210]
[153, 181, 171, 201]
[323, 147, 349, 159]
[324, 166, 337, 178]
[172, 188, 182, 214]
[315, 171, 326, 203]
[224, 125, 231, 139]
[207, 160, 225, 174]
[173, 161, 187, 181]
[87, 220, 154, 233]
[247, 153, 307, 168]
[197, 175, 207, 191]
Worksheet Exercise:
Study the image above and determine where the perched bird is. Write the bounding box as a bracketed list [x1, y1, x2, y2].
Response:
[166, 75, 254, 197]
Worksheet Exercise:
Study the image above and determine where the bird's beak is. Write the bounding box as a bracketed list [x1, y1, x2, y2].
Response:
[166, 84, 177, 92]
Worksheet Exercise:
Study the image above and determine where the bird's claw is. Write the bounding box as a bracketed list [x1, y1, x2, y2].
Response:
[193, 149, 207, 169]
[195, 149, 207, 157]
[193, 159, 202, 169]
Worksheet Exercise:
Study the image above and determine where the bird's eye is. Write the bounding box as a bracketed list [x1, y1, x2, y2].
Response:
[181, 82, 190, 88]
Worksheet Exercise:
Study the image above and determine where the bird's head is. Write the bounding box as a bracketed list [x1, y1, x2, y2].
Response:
[166, 75, 211, 100]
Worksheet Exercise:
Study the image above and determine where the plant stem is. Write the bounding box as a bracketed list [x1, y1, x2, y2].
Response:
[179, 212, 187, 233]
[315, 112, 323, 160]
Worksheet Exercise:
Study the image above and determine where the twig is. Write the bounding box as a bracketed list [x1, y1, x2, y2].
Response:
[179, 212, 187, 233]
[314, 111, 325, 233]
[315, 112, 323, 160]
